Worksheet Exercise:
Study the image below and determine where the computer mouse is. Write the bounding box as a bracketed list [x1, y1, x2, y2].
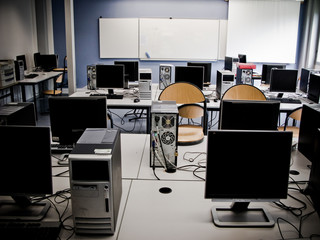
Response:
[134, 98, 140, 103]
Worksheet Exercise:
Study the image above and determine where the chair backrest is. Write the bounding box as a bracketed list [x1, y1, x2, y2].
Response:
[288, 107, 302, 121]
[222, 84, 267, 101]
[158, 82, 205, 104]
[178, 104, 204, 119]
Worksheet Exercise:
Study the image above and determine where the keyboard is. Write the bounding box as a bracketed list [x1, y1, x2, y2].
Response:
[0, 221, 62, 240]
[24, 74, 39, 79]
[90, 93, 124, 99]
[51, 143, 73, 153]
[267, 97, 302, 104]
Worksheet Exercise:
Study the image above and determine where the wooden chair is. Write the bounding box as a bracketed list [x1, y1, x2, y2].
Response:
[221, 84, 267, 101]
[158, 82, 207, 145]
[278, 107, 302, 140]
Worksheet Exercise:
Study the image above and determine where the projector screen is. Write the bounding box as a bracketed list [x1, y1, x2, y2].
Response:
[226, 0, 301, 63]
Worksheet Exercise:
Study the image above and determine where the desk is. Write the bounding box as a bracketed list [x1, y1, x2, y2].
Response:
[46, 132, 320, 240]
[18, 71, 62, 118]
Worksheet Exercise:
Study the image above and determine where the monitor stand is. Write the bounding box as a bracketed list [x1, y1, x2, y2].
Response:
[211, 202, 275, 227]
[0, 196, 50, 221]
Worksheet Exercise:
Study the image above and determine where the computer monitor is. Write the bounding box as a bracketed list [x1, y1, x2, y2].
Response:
[307, 73, 320, 103]
[269, 69, 298, 93]
[205, 130, 292, 227]
[224, 56, 233, 71]
[16, 54, 27, 70]
[238, 54, 247, 63]
[114, 61, 139, 82]
[219, 100, 280, 130]
[175, 66, 204, 90]
[49, 96, 107, 145]
[34, 52, 41, 68]
[96, 64, 125, 94]
[0, 125, 52, 220]
[298, 104, 320, 163]
[261, 64, 286, 84]
[38, 54, 58, 71]
[187, 62, 212, 85]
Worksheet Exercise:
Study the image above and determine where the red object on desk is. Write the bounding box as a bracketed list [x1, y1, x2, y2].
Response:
[236, 63, 256, 69]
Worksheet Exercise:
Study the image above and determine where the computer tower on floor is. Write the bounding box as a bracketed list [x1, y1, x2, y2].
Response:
[216, 70, 235, 99]
[69, 129, 122, 235]
[150, 101, 178, 172]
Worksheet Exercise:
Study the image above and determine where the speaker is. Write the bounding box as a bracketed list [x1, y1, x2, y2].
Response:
[69, 129, 122, 235]
[14, 60, 24, 80]
[216, 70, 235, 99]
[150, 101, 178, 173]
[236, 63, 256, 85]
[87, 65, 96, 90]
[159, 64, 173, 89]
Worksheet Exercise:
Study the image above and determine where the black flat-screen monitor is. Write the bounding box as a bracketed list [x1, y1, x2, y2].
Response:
[238, 54, 247, 63]
[96, 64, 125, 90]
[219, 100, 280, 130]
[269, 69, 298, 93]
[298, 104, 320, 163]
[307, 73, 320, 103]
[205, 130, 292, 227]
[224, 56, 233, 71]
[114, 61, 139, 82]
[0, 125, 52, 220]
[261, 64, 286, 84]
[49, 96, 107, 145]
[300, 68, 311, 93]
[38, 54, 58, 71]
[16, 55, 27, 70]
[187, 62, 212, 85]
[34, 52, 41, 68]
[175, 66, 204, 90]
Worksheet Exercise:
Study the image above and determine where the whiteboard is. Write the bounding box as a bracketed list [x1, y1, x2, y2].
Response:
[99, 18, 139, 58]
[139, 18, 220, 60]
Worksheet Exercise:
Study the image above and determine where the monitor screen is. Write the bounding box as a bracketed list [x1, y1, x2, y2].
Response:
[114, 61, 139, 82]
[261, 64, 286, 84]
[205, 130, 292, 227]
[0, 125, 52, 197]
[175, 66, 204, 90]
[224, 56, 233, 71]
[307, 73, 320, 103]
[49, 96, 107, 145]
[269, 69, 298, 93]
[238, 54, 247, 63]
[16, 55, 27, 70]
[187, 62, 212, 85]
[219, 100, 280, 130]
[300, 68, 311, 93]
[34, 52, 41, 68]
[38, 54, 58, 71]
[96, 65, 125, 89]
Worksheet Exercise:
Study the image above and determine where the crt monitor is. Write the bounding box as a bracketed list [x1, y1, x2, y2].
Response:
[16, 54, 27, 70]
[261, 64, 286, 84]
[187, 62, 212, 85]
[0, 125, 52, 220]
[175, 66, 204, 90]
[205, 130, 292, 227]
[219, 100, 280, 130]
[269, 69, 298, 93]
[307, 73, 320, 103]
[96, 64, 125, 93]
[38, 54, 58, 71]
[114, 61, 139, 82]
[49, 96, 107, 145]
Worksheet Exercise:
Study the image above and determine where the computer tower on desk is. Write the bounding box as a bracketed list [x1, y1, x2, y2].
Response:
[0, 102, 36, 126]
[216, 70, 235, 99]
[139, 68, 152, 99]
[150, 101, 178, 173]
[69, 128, 122, 235]
[87, 65, 96, 90]
[236, 63, 256, 85]
[0, 60, 15, 87]
[159, 64, 173, 90]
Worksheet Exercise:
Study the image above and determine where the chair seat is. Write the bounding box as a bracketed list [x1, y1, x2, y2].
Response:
[42, 90, 62, 95]
[178, 125, 204, 145]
